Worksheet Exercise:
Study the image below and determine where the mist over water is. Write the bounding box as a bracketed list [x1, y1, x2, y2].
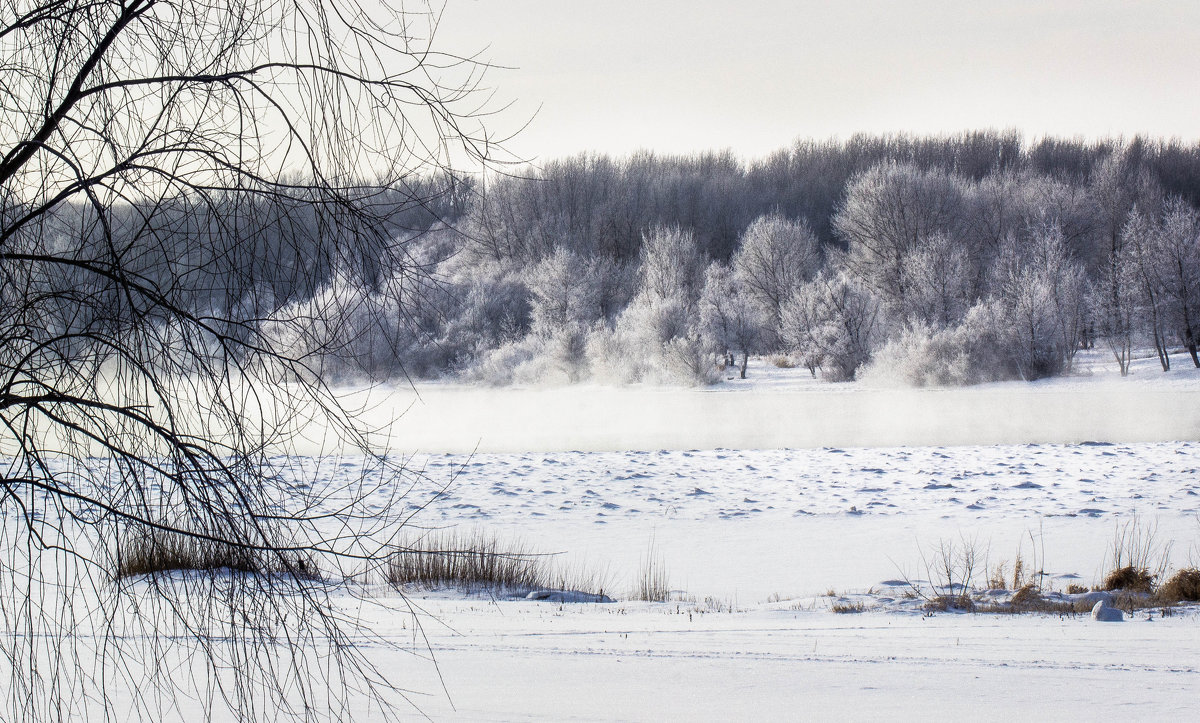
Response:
[330, 383, 1200, 455]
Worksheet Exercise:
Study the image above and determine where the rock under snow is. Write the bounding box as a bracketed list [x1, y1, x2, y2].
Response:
[1091, 599, 1124, 622]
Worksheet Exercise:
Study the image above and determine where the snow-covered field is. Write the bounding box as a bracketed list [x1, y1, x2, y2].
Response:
[290, 350, 1200, 720]
[339, 438, 1200, 719]
[359, 598, 1200, 720]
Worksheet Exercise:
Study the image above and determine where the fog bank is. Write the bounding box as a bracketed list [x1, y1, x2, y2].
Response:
[335, 384, 1200, 455]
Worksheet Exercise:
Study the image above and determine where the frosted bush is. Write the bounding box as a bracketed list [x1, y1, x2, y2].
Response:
[585, 323, 644, 384]
[862, 323, 971, 388]
[861, 302, 1018, 387]
[462, 336, 543, 386]
[780, 271, 881, 382]
[609, 294, 717, 386]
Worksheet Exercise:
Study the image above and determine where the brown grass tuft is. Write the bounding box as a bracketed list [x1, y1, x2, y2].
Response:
[387, 529, 551, 592]
[1102, 565, 1154, 593]
[1158, 568, 1200, 603]
[924, 594, 974, 612]
[117, 528, 316, 580]
[634, 539, 671, 602]
[1008, 584, 1040, 610]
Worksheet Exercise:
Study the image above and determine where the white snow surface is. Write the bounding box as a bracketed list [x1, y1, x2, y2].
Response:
[313, 439, 1200, 718]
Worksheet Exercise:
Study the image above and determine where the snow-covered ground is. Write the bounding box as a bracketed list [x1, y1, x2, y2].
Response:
[386, 441, 1200, 600]
[325, 433, 1200, 719]
[357, 597, 1200, 720]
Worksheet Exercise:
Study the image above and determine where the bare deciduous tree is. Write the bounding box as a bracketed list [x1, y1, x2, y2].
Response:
[0, 0, 496, 719]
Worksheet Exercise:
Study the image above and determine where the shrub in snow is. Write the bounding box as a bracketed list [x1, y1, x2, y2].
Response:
[462, 336, 542, 386]
[1102, 565, 1154, 593]
[780, 271, 882, 382]
[860, 303, 1011, 387]
[861, 322, 973, 387]
[583, 322, 642, 384]
[657, 332, 719, 385]
[263, 265, 450, 382]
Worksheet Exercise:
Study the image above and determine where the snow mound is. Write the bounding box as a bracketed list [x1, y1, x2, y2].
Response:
[524, 590, 615, 603]
[1091, 599, 1124, 622]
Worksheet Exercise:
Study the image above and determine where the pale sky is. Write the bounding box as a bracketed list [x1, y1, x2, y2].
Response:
[438, 0, 1200, 163]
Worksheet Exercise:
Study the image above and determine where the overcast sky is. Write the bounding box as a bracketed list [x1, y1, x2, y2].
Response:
[438, 0, 1200, 163]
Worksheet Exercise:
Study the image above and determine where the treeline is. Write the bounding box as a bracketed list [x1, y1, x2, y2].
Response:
[27, 131, 1200, 386]
[273, 130, 1196, 386]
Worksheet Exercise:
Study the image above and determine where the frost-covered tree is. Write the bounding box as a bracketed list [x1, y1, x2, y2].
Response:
[637, 224, 707, 302]
[1089, 150, 1163, 265]
[833, 162, 968, 312]
[898, 232, 974, 328]
[990, 225, 1086, 379]
[780, 271, 882, 381]
[1122, 209, 1171, 370]
[731, 213, 821, 337]
[967, 170, 1097, 278]
[1154, 198, 1200, 367]
[699, 263, 768, 379]
[438, 261, 532, 370]
[609, 226, 713, 384]
[1090, 240, 1140, 376]
[516, 248, 602, 381]
[527, 248, 601, 337]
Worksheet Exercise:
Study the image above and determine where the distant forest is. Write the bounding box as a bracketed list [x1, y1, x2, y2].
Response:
[37, 131, 1200, 386]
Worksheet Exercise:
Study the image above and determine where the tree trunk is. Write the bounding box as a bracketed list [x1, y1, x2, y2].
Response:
[1153, 326, 1170, 371]
[1182, 307, 1200, 368]
[739, 351, 748, 379]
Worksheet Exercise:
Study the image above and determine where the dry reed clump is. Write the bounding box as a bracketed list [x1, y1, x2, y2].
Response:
[117, 528, 317, 580]
[1008, 584, 1041, 610]
[977, 584, 1075, 615]
[831, 601, 866, 614]
[1158, 568, 1200, 603]
[387, 529, 553, 592]
[634, 540, 671, 602]
[923, 594, 974, 613]
[1102, 566, 1155, 593]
